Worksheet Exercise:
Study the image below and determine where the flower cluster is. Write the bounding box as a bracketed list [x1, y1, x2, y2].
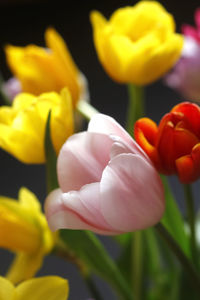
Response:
[0, 1, 200, 299]
[165, 8, 200, 101]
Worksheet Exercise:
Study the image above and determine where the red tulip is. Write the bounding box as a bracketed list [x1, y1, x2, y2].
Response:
[134, 102, 200, 183]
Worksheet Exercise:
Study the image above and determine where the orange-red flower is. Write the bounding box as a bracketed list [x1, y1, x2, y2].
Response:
[134, 102, 200, 183]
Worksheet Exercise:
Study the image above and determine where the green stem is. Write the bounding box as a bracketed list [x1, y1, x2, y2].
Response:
[132, 231, 143, 300]
[126, 84, 144, 136]
[126, 84, 144, 298]
[155, 222, 200, 295]
[0, 74, 11, 106]
[183, 184, 198, 268]
[54, 239, 103, 300]
[83, 274, 104, 300]
[45, 111, 58, 193]
[0, 89, 10, 105]
[76, 99, 99, 121]
[60, 229, 133, 300]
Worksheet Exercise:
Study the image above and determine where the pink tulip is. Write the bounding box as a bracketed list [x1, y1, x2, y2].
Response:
[45, 114, 165, 235]
[2, 77, 21, 102]
[182, 8, 200, 44]
[164, 37, 200, 101]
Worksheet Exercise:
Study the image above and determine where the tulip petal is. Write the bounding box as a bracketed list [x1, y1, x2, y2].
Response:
[173, 127, 199, 158]
[0, 277, 14, 300]
[90, 2, 183, 85]
[100, 154, 164, 232]
[176, 143, 200, 183]
[6, 252, 43, 285]
[57, 132, 113, 192]
[45, 28, 80, 103]
[90, 11, 108, 68]
[88, 113, 147, 159]
[171, 102, 200, 139]
[16, 276, 69, 300]
[45, 187, 118, 235]
[134, 117, 162, 170]
[110, 2, 175, 37]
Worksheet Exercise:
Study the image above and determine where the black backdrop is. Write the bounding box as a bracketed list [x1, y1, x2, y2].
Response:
[0, 0, 198, 299]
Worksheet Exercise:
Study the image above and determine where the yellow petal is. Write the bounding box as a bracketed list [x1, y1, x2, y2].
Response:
[5, 28, 83, 105]
[110, 1, 175, 39]
[18, 187, 41, 212]
[126, 33, 183, 85]
[90, 11, 108, 64]
[16, 276, 69, 300]
[0, 200, 40, 253]
[45, 27, 78, 81]
[90, 1, 183, 85]
[0, 187, 54, 284]
[0, 89, 74, 164]
[0, 276, 15, 300]
[5, 45, 56, 95]
[6, 252, 43, 285]
[51, 88, 74, 154]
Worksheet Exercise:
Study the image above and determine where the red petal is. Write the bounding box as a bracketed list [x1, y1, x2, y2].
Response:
[176, 144, 200, 183]
[134, 118, 158, 145]
[157, 120, 176, 174]
[171, 102, 200, 139]
[173, 128, 199, 159]
[134, 118, 162, 171]
[156, 112, 184, 145]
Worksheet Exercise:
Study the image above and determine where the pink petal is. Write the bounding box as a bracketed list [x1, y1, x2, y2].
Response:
[88, 113, 133, 144]
[109, 134, 149, 161]
[88, 114, 148, 160]
[45, 185, 120, 235]
[182, 25, 200, 41]
[100, 154, 165, 232]
[57, 132, 113, 192]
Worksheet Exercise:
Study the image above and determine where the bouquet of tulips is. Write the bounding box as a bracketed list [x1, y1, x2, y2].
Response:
[1, 1, 200, 299]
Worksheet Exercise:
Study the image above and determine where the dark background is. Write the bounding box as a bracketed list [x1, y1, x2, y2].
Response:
[0, 0, 199, 298]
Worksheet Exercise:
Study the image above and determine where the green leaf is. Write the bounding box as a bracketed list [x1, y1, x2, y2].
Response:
[60, 229, 132, 300]
[44, 110, 58, 193]
[161, 175, 190, 258]
[145, 228, 181, 300]
[116, 228, 179, 299]
[0, 73, 11, 106]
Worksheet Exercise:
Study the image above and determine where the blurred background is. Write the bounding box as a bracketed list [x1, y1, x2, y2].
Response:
[0, 0, 198, 298]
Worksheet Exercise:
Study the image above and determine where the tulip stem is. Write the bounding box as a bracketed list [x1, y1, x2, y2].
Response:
[77, 99, 99, 121]
[0, 74, 11, 105]
[155, 222, 200, 295]
[54, 239, 104, 300]
[126, 84, 144, 136]
[132, 231, 143, 300]
[83, 273, 104, 300]
[183, 184, 199, 268]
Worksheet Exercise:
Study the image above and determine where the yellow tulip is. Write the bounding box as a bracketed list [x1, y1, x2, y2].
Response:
[0, 276, 69, 300]
[0, 88, 74, 164]
[90, 1, 183, 85]
[5, 28, 87, 106]
[0, 187, 55, 284]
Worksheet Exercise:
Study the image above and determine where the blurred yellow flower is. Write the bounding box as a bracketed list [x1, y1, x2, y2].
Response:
[0, 88, 73, 164]
[5, 28, 87, 106]
[0, 187, 55, 284]
[90, 1, 183, 85]
[0, 275, 69, 300]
